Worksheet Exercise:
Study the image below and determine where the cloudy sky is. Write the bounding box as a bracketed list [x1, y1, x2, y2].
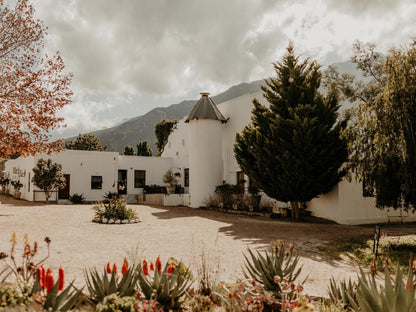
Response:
[29, 0, 416, 138]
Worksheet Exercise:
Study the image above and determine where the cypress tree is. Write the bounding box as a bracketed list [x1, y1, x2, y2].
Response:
[234, 44, 348, 220]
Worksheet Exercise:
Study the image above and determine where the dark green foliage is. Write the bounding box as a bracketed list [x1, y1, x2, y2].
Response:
[37, 278, 82, 312]
[68, 193, 85, 204]
[32, 158, 66, 202]
[234, 43, 348, 220]
[65, 134, 107, 151]
[327, 40, 416, 212]
[123, 145, 135, 155]
[155, 119, 177, 155]
[136, 140, 153, 156]
[328, 277, 357, 309]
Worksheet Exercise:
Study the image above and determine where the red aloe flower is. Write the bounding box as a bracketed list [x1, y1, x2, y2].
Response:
[112, 263, 117, 274]
[45, 269, 54, 294]
[58, 267, 65, 291]
[106, 262, 112, 274]
[150, 262, 154, 271]
[142, 260, 149, 276]
[37, 265, 45, 289]
[122, 258, 129, 277]
[167, 264, 176, 276]
[155, 256, 162, 274]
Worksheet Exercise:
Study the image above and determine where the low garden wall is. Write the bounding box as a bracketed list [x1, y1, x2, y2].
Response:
[137, 193, 190, 206]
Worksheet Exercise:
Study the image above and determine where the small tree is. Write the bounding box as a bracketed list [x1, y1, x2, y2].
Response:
[155, 119, 177, 156]
[136, 141, 153, 156]
[65, 134, 107, 151]
[234, 43, 348, 220]
[123, 145, 135, 155]
[32, 158, 66, 202]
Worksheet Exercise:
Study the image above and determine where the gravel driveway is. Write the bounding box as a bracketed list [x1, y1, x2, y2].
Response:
[0, 194, 402, 297]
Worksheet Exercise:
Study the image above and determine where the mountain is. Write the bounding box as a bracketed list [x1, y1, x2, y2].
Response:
[69, 59, 361, 154]
[76, 80, 264, 153]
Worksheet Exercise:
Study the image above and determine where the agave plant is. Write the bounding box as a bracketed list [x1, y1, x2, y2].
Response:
[328, 277, 357, 309]
[350, 264, 416, 312]
[137, 258, 193, 310]
[84, 261, 138, 303]
[244, 241, 302, 298]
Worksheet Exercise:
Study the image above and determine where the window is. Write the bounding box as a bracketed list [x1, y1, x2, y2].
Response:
[184, 168, 189, 187]
[134, 170, 146, 188]
[91, 176, 103, 189]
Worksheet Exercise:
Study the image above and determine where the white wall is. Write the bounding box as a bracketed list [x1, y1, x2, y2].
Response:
[161, 120, 190, 191]
[117, 155, 172, 195]
[188, 119, 223, 208]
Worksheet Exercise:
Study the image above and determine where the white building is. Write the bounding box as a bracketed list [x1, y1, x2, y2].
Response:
[4, 91, 416, 225]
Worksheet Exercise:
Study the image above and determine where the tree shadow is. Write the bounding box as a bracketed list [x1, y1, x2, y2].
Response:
[150, 205, 376, 266]
[0, 194, 46, 207]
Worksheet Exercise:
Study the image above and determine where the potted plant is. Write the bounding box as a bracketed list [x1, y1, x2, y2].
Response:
[11, 180, 23, 199]
[163, 169, 178, 195]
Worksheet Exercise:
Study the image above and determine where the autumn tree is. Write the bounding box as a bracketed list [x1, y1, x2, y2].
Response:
[32, 158, 66, 203]
[136, 141, 152, 156]
[235, 44, 348, 220]
[65, 134, 107, 151]
[155, 119, 177, 155]
[0, 0, 72, 158]
[326, 40, 416, 211]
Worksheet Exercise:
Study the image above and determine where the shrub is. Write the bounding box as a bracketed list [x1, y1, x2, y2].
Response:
[96, 294, 161, 312]
[244, 241, 302, 299]
[92, 198, 138, 222]
[68, 193, 85, 204]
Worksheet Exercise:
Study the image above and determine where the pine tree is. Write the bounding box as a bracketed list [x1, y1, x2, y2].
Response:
[136, 141, 153, 156]
[234, 44, 348, 220]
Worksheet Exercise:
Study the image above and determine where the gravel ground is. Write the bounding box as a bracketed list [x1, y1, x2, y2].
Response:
[0, 194, 410, 297]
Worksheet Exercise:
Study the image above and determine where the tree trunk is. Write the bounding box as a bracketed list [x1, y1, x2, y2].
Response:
[290, 200, 299, 221]
[45, 191, 50, 203]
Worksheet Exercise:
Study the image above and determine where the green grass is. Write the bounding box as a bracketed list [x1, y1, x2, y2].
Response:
[321, 234, 416, 272]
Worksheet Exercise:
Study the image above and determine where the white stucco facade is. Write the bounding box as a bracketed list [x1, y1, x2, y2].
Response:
[4, 91, 416, 224]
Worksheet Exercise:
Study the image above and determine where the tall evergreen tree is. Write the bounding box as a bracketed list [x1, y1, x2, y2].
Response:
[136, 141, 153, 156]
[234, 44, 348, 220]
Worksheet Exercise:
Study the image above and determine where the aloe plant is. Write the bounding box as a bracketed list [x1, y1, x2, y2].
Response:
[32, 274, 82, 312]
[244, 241, 302, 298]
[137, 260, 193, 310]
[84, 266, 138, 303]
[350, 265, 416, 312]
[328, 277, 357, 309]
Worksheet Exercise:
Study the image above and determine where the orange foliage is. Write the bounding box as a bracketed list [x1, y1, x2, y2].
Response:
[0, 0, 72, 158]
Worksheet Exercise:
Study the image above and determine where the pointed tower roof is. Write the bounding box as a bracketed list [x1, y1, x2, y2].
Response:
[185, 92, 227, 123]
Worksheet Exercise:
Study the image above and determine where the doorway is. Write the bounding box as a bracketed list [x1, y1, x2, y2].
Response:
[118, 170, 127, 195]
[59, 174, 70, 199]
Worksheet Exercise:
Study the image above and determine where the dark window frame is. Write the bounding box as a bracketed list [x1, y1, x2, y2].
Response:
[91, 176, 103, 189]
[134, 170, 146, 188]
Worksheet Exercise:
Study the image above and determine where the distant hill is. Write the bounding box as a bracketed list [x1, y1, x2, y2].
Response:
[68, 59, 361, 153]
[70, 80, 264, 153]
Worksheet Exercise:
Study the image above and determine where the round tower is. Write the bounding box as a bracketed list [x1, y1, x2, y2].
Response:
[185, 92, 226, 208]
